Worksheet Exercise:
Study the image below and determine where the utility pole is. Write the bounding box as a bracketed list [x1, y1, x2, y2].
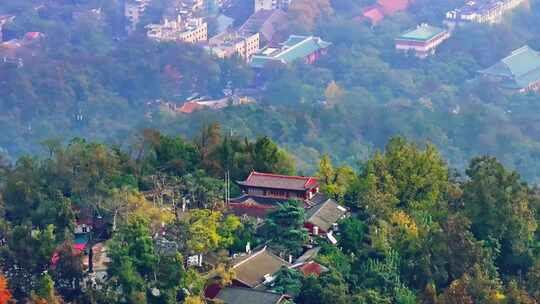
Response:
[224, 170, 230, 205]
[227, 170, 230, 205]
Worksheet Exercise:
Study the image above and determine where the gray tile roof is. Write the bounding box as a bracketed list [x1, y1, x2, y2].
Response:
[215, 287, 286, 304]
[232, 247, 290, 288]
[305, 198, 347, 231]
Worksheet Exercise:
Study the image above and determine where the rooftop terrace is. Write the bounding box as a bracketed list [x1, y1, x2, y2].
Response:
[397, 24, 447, 42]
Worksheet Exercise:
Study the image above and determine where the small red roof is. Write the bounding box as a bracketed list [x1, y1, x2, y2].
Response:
[361, 6, 384, 24]
[298, 261, 328, 277]
[377, 0, 409, 15]
[238, 172, 319, 192]
[51, 245, 85, 267]
[73, 243, 86, 251]
[356, 0, 409, 24]
[178, 101, 205, 114]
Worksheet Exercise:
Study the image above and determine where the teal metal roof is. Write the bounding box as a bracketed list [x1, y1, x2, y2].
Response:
[276, 36, 331, 63]
[479, 61, 512, 77]
[282, 35, 309, 47]
[250, 55, 282, 68]
[398, 25, 446, 42]
[480, 46, 540, 89]
[250, 35, 331, 68]
[515, 69, 540, 88]
[502, 46, 540, 78]
[74, 234, 89, 244]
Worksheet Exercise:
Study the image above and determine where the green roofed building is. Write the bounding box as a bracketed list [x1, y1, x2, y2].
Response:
[395, 24, 450, 58]
[250, 35, 331, 68]
[479, 46, 540, 93]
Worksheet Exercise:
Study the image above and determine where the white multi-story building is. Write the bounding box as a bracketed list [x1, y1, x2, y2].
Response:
[146, 15, 208, 43]
[0, 15, 15, 42]
[445, 0, 525, 25]
[125, 0, 151, 34]
[208, 31, 260, 60]
[254, 0, 291, 12]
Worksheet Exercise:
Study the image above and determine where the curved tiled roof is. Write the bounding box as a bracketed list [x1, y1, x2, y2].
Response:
[305, 198, 347, 231]
[216, 287, 286, 304]
[232, 247, 290, 288]
[250, 35, 331, 68]
[237, 171, 319, 191]
[479, 46, 540, 89]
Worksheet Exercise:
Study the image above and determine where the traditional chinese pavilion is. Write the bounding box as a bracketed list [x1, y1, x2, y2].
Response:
[230, 172, 325, 218]
[479, 46, 540, 93]
[395, 24, 450, 58]
[237, 171, 320, 200]
[250, 35, 331, 69]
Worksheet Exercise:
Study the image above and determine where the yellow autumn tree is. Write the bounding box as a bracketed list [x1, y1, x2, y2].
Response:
[181, 210, 241, 254]
[184, 296, 205, 304]
[105, 187, 174, 232]
[317, 154, 357, 200]
[391, 211, 419, 238]
[324, 81, 346, 108]
[215, 264, 235, 286]
[185, 210, 222, 254]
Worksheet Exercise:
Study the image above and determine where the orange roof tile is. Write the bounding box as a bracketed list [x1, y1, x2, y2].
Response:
[178, 101, 205, 113]
[238, 171, 319, 191]
[362, 6, 385, 23]
[298, 261, 328, 277]
[377, 0, 409, 15]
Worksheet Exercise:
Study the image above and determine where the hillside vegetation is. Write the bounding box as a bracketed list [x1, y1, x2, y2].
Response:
[1, 130, 540, 302]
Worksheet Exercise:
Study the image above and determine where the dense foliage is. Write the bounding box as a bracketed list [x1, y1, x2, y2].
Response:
[0, 127, 294, 303]
[1, 0, 540, 181]
[2, 0, 540, 302]
[0, 128, 539, 303]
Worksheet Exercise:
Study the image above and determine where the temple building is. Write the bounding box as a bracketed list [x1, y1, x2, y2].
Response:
[237, 171, 320, 201]
[230, 172, 326, 218]
[479, 46, 540, 93]
[395, 24, 450, 58]
[250, 35, 331, 69]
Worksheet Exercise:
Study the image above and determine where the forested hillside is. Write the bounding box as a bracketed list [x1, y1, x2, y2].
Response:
[1, 129, 540, 303]
[1, 0, 540, 180]
[3, 0, 540, 303]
